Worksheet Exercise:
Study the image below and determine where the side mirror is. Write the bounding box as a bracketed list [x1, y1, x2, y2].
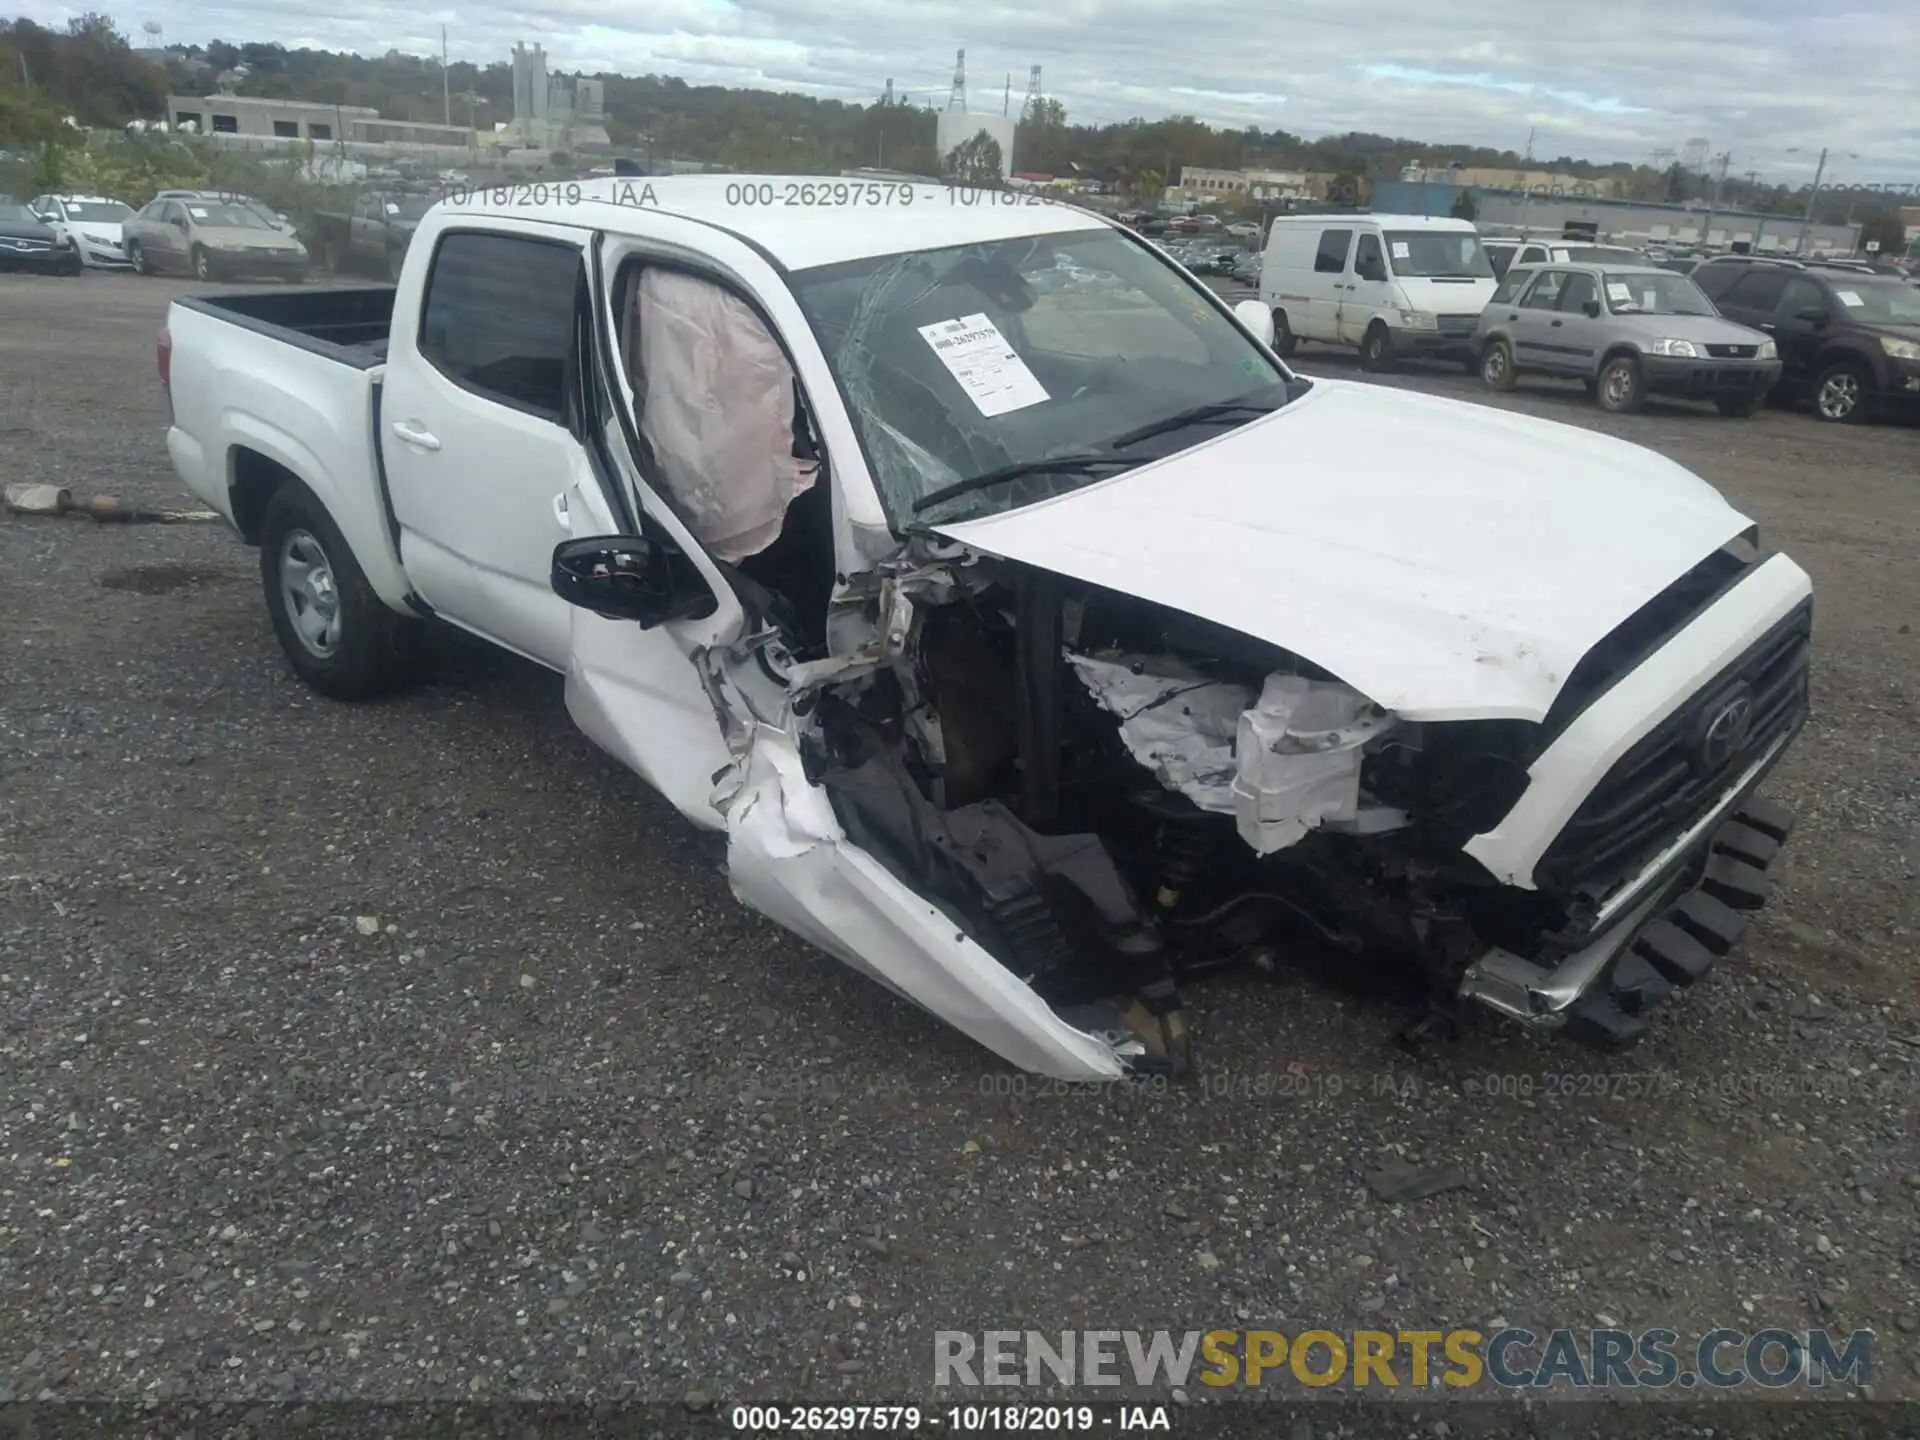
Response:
[1581, 300, 1601, 318]
[1234, 299, 1276, 349]
[550, 534, 715, 628]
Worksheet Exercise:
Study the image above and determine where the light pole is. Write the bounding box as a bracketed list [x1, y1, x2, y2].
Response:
[1786, 147, 1860, 255]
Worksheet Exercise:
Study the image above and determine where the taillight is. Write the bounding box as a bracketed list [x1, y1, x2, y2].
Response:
[157, 329, 171, 393]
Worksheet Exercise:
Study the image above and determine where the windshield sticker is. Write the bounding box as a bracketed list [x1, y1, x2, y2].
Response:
[1606, 282, 1633, 304]
[1836, 290, 1864, 307]
[1390, 241, 1410, 259]
[187, 206, 209, 218]
[916, 314, 1050, 417]
[1643, 290, 1660, 310]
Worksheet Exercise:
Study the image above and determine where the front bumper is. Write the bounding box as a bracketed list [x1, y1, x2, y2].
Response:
[1640, 355, 1781, 400]
[1459, 793, 1794, 1047]
[206, 248, 309, 278]
[1391, 326, 1477, 358]
[0, 248, 82, 275]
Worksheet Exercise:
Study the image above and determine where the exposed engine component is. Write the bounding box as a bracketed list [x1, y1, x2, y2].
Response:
[1066, 651, 1250, 814]
[1231, 674, 1402, 854]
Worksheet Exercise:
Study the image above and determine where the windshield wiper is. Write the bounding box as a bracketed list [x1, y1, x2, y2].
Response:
[911, 453, 1143, 515]
[1106, 398, 1281, 450]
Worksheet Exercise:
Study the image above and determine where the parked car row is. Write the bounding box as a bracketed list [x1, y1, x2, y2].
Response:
[0, 189, 311, 282]
[1255, 213, 1919, 425]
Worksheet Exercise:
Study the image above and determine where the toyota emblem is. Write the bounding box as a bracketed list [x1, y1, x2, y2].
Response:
[1694, 686, 1755, 772]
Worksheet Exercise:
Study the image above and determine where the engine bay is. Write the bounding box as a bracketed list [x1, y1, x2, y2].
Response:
[779, 542, 1579, 1071]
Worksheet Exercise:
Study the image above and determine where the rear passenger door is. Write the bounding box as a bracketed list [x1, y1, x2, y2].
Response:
[378, 222, 592, 668]
[1302, 226, 1351, 342]
[1770, 276, 1833, 391]
[1510, 268, 1568, 367]
[1712, 267, 1789, 334]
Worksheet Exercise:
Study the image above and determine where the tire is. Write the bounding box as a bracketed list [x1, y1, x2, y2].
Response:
[1810, 361, 1870, 424]
[191, 244, 214, 282]
[1269, 309, 1297, 357]
[285, 268, 309, 285]
[259, 483, 421, 701]
[1596, 354, 1647, 414]
[1359, 323, 1395, 373]
[1480, 338, 1518, 392]
[126, 240, 147, 275]
[1714, 392, 1761, 418]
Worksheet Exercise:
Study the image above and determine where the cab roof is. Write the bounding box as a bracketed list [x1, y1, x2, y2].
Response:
[443, 174, 1115, 272]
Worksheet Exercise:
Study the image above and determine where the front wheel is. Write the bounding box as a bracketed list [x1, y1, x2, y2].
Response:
[191, 245, 214, 282]
[1714, 392, 1761, 418]
[1359, 323, 1395, 373]
[1811, 362, 1869, 423]
[126, 240, 147, 275]
[259, 483, 421, 701]
[1270, 309, 1297, 357]
[1596, 355, 1647, 414]
[1480, 338, 1518, 391]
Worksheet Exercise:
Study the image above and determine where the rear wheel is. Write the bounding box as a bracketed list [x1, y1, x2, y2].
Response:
[1269, 309, 1297, 357]
[191, 244, 215, 282]
[126, 240, 147, 274]
[1597, 355, 1647, 413]
[1480, 338, 1518, 391]
[1811, 362, 1869, 423]
[1359, 323, 1395, 372]
[259, 483, 421, 701]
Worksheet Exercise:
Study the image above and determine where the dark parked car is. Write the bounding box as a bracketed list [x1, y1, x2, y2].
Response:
[1692, 256, 1920, 423]
[0, 199, 81, 275]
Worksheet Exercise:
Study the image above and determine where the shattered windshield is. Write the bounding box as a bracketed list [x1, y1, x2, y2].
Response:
[789, 228, 1293, 526]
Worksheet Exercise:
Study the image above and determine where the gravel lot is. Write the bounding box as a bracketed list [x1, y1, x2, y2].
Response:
[2, 271, 1917, 1428]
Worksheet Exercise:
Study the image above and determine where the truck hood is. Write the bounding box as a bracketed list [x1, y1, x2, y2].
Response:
[932, 378, 1752, 723]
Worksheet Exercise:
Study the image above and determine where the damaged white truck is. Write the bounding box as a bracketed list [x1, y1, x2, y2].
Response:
[157, 177, 1813, 1079]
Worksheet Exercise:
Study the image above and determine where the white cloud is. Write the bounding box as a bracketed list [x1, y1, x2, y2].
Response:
[29, 0, 1918, 180]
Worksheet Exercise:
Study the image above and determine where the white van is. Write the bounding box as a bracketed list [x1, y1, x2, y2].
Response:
[1483, 236, 1645, 281]
[1259, 213, 1497, 371]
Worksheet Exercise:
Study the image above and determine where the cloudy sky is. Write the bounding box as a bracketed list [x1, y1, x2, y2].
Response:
[23, 0, 1920, 183]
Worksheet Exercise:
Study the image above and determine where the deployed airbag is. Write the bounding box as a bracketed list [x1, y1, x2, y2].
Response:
[632, 269, 818, 562]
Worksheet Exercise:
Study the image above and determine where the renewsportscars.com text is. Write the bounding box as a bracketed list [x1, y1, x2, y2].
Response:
[933, 1327, 1873, 1392]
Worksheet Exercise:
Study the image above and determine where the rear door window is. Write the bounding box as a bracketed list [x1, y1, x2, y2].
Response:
[418, 230, 581, 420]
[1313, 229, 1353, 274]
[1721, 269, 1789, 313]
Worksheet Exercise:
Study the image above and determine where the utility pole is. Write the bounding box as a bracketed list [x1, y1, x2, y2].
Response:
[442, 26, 451, 126]
[1794, 146, 1828, 255]
[1699, 151, 1730, 251]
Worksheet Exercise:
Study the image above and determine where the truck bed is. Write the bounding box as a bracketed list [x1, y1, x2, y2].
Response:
[174, 285, 397, 366]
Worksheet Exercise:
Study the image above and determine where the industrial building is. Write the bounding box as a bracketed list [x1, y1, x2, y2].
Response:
[1371, 180, 1863, 254]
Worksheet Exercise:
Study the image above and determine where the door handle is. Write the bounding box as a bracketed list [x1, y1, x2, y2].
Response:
[390, 420, 440, 451]
[1550, 319, 1564, 327]
[552, 492, 570, 528]
[1759, 322, 1776, 330]
[1508, 313, 1518, 320]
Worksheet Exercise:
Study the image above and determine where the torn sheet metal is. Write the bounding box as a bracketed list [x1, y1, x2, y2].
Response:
[632, 268, 819, 562]
[1066, 651, 1253, 814]
[721, 725, 1131, 1080]
[1232, 674, 1397, 854]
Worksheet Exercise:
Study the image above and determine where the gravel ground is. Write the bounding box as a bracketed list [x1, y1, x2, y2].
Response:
[2, 271, 1917, 1430]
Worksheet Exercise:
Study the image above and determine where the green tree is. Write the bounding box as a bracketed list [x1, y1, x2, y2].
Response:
[1857, 210, 1905, 257]
[943, 130, 1003, 188]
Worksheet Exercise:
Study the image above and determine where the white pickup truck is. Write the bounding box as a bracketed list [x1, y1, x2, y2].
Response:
[159, 176, 1813, 1078]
